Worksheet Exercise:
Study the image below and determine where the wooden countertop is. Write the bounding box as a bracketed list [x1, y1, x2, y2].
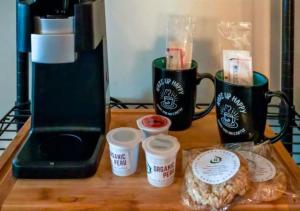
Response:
[0, 109, 300, 210]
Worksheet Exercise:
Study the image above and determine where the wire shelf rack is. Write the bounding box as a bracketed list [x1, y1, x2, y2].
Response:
[0, 105, 30, 156]
[1, 99, 300, 165]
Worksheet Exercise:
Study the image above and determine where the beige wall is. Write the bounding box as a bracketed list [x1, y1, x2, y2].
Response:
[253, 0, 271, 78]
[105, 0, 272, 103]
[270, 0, 281, 91]
[0, 0, 298, 116]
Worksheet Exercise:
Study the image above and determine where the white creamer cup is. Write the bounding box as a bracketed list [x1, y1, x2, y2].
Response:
[106, 127, 142, 176]
[136, 115, 171, 140]
[142, 134, 180, 187]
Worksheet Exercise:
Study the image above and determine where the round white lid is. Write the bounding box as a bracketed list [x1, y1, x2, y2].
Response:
[106, 127, 141, 149]
[142, 134, 180, 158]
[136, 114, 171, 132]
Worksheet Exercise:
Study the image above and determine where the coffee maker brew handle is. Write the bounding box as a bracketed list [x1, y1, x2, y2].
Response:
[265, 91, 291, 143]
[193, 73, 215, 120]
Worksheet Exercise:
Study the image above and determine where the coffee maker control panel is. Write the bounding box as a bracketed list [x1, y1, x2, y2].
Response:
[20, 0, 106, 64]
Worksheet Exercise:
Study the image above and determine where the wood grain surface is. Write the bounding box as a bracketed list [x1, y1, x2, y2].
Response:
[1, 109, 300, 211]
[0, 119, 30, 207]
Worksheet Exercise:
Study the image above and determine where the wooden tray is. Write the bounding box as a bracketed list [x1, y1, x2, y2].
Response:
[0, 109, 300, 210]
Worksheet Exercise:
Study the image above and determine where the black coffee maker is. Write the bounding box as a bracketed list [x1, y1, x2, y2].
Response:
[12, 0, 110, 178]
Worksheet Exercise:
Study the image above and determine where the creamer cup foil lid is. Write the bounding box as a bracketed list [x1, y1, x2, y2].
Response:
[137, 115, 171, 132]
[142, 134, 180, 158]
[106, 127, 141, 149]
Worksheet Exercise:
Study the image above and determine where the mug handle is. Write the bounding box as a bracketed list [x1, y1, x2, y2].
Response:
[265, 91, 291, 143]
[193, 73, 215, 120]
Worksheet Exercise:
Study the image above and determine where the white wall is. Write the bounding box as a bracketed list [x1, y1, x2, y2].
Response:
[0, 0, 298, 117]
[105, 0, 271, 103]
[0, 1, 16, 117]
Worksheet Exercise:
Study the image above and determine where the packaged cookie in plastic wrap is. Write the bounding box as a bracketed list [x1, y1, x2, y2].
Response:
[181, 146, 250, 210]
[226, 142, 300, 204]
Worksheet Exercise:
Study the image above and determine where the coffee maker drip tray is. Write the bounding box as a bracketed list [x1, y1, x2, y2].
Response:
[13, 130, 105, 178]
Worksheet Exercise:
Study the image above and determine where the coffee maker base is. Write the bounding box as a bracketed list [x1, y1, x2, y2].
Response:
[12, 130, 106, 178]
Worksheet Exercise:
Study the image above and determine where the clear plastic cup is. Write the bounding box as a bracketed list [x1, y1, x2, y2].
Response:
[136, 115, 171, 140]
[106, 127, 142, 176]
[142, 134, 180, 187]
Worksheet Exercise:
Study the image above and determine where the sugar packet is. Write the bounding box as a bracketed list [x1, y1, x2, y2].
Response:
[166, 15, 194, 70]
[223, 50, 253, 86]
[218, 22, 253, 85]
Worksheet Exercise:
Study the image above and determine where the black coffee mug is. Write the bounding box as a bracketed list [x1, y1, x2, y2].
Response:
[215, 70, 291, 144]
[152, 57, 215, 131]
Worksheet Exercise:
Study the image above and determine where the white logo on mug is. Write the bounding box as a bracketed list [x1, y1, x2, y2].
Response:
[156, 78, 184, 116]
[220, 105, 239, 129]
[217, 92, 247, 136]
[160, 89, 178, 110]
